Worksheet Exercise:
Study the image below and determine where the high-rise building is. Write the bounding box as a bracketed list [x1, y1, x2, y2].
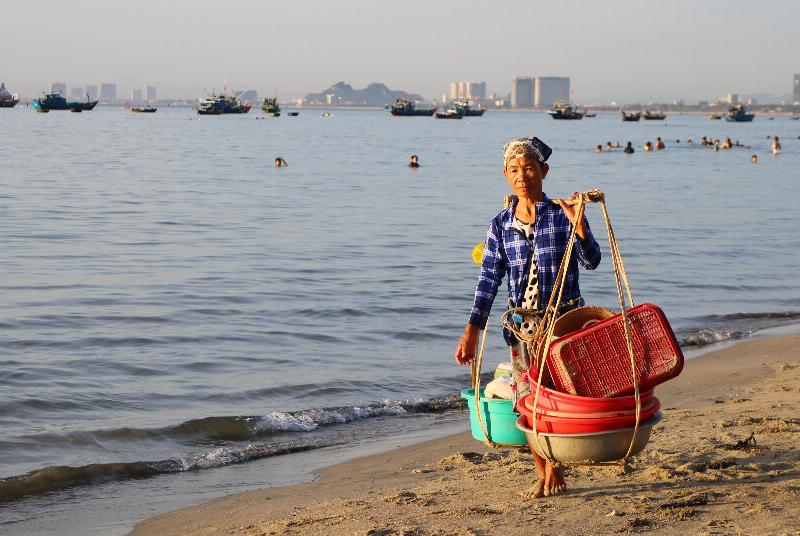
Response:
[146, 85, 157, 101]
[70, 87, 84, 99]
[51, 82, 67, 96]
[466, 81, 486, 101]
[450, 82, 486, 100]
[726, 93, 739, 105]
[100, 83, 117, 101]
[449, 81, 486, 102]
[85, 85, 98, 100]
[511, 77, 534, 108]
[449, 82, 459, 101]
[131, 88, 143, 102]
[535, 77, 570, 108]
[793, 74, 800, 105]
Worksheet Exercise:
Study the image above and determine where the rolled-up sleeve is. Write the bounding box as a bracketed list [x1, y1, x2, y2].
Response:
[468, 220, 506, 329]
[575, 216, 601, 270]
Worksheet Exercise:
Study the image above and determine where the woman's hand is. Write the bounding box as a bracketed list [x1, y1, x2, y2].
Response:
[454, 324, 481, 365]
[554, 192, 587, 240]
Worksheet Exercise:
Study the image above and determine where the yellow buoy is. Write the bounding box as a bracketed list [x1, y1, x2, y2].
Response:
[472, 242, 484, 265]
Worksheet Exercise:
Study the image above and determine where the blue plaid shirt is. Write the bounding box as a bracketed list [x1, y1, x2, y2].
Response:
[469, 194, 601, 339]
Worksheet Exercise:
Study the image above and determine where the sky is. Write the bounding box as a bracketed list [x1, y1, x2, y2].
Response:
[3, 0, 798, 103]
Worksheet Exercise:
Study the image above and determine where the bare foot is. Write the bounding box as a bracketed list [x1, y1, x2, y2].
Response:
[543, 462, 566, 496]
[519, 480, 545, 499]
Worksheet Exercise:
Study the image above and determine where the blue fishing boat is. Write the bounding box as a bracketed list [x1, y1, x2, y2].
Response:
[32, 92, 98, 111]
[453, 99, 485, 117]
[390, 98, 436, 116]
[723, 104, 754, 122]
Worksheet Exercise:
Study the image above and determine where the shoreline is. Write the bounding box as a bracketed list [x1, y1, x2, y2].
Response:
[130, 332, 800, 536]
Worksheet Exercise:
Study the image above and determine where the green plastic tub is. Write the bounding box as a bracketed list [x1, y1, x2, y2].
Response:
[460, 388, 527, 446]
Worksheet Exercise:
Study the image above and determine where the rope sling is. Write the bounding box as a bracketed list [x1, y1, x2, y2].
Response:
[471, 189, 642, 467]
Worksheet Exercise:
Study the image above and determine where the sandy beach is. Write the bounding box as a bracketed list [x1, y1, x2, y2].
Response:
[129, 333, 800, 536]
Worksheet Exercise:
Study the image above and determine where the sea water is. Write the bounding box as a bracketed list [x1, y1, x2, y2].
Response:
[1, 106, 798, 534]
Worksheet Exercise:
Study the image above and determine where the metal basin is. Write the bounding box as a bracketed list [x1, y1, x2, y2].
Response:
[515, 412, 663, 463]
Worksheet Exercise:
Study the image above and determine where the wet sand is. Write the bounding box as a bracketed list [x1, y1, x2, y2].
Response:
[131, 333, 800, 536]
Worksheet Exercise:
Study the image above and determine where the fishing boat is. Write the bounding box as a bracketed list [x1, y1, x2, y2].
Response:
[547, 102, 584, 120]
[453, 99, 485, 117]
[435, 107, 463, 119]
[260, 97, 280, 116]
[390, 98, 436, 116]
[32, 92, 98, 112]
[0, 82, 20, 108]
[620, 110, 641, 122]
[197, 94, 251, 115]
[708, 113, 722, 120]
[287, 111, 299, 117]
[131, 107, 157, 113]
[723, 104, 754, 122]
[643, 110, 666, 120]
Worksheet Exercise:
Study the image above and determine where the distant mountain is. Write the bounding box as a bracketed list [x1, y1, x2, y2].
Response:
[303, 81, 424, 106]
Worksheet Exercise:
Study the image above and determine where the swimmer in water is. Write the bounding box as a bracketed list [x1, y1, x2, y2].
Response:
[274, 156, 288, 167]
[771, 136, 781, 154]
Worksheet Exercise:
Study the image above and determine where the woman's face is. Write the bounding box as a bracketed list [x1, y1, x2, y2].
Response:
[503, 156, 548, 199]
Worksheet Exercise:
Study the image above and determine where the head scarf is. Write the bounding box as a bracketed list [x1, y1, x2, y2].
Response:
[502, 137, 552, 166]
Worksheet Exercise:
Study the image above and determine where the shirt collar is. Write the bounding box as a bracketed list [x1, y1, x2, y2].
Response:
[501, 193, 552, 231]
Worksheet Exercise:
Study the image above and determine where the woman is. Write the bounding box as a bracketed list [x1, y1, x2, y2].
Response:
[454, 137, 602, 498]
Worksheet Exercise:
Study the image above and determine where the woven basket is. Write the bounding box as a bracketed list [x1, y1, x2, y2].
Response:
[552, 306, 616, 338]
[547, 303, 683, 398]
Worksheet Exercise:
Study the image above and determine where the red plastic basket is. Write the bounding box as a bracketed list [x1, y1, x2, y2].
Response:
[517, 393, 661, 433]
[546, 303, 683, 398]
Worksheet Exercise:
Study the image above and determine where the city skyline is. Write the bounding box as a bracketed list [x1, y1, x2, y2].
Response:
[2, 0, 798, 103]
[16, 74, 800, 108]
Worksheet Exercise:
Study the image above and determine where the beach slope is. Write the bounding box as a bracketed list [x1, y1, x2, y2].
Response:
[131, 334, 800, 536]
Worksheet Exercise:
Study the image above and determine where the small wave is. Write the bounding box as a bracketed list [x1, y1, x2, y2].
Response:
[255, 405, 407, 433]
[678, 329, 744, 347]
[676, 310, 800, 348]
[0, 395, 469, 503]
[9, 394, 467, 450]
[0, 442, 321, 504]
